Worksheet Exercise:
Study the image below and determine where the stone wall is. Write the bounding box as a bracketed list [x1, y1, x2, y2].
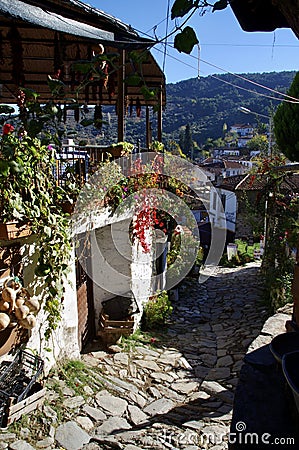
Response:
[22, 243, 80, 374]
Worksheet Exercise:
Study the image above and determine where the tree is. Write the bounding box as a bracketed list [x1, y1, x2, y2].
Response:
[184, 124, 194, 158]
[179, 124, 194, 158]
[274, 72, 299, 161]
[247, 134, 269, 155]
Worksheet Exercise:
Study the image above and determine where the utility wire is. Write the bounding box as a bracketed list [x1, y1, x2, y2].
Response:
[187, 52, 299, 103]
[130, 22, 299, 103]
[152, 46, 299, 104]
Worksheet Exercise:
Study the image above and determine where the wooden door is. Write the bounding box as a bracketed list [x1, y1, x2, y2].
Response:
[76, 261, 95, 351]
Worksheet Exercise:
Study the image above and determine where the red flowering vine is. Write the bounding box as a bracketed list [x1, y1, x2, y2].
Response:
[132, 203, 168, 253]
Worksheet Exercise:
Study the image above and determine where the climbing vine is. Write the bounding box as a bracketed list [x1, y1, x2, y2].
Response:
[0, 103, 75, 339]
[250, 154, 299, 310]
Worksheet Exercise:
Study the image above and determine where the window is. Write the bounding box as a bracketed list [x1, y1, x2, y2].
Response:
[213, 192, 217, 210]
[220, 194, 226, 210]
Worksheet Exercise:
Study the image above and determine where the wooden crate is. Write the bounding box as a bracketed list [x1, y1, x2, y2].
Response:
[98, 314, 134, 345]
[0, 222, 31, 241]
[1, 383, 46, 428]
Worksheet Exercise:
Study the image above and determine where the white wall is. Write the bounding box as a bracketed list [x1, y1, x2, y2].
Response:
[209, 188, 237, 233]
[22, 242, 80, 374]
[91, 219, 152, 333]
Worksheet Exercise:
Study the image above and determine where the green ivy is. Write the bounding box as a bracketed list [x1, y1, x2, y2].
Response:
[0, 129, 72, 339]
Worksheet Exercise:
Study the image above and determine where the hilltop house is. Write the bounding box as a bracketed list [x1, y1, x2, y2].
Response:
[230, 123, 254, 148]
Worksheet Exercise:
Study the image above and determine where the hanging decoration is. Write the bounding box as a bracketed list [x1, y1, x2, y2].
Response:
[129, 98, 134, 117]
[107, 64, 116, 102]
[0, 278, 39, 331]
[197, 43, 201, 80]
[125, 95, 129, 116]
[74, 106, 80, 122]
[53, 32, 65, 80]
[136, 97, 141, 117]
[8, 26, 24, 88]
[94, 104, 103, 129]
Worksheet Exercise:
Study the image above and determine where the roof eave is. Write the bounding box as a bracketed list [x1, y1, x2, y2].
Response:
[230, 0, 289, 33]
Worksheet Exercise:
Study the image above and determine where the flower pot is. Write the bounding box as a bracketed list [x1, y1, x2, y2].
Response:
[269, 332, 299, 364]
[282, 350, 299, 415]
[0, 222, 31, 241]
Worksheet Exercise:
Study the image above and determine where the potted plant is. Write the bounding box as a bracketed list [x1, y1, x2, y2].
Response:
[142, 290, 173, 330]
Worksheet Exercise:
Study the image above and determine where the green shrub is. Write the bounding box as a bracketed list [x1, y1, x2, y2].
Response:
[143, 291, 173, 330]
[219, 239, 258, 267]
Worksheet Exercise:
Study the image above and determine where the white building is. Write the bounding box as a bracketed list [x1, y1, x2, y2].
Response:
[230, 123, 254, 148]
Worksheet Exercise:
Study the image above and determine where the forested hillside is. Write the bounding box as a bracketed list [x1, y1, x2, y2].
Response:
[163, 71, 296, 145]
[73, 71, 296, 148]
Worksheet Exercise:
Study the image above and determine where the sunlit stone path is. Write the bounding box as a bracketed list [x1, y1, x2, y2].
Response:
[4, 261, 292, 450]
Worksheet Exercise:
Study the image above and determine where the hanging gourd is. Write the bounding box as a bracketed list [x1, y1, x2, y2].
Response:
[94, 104, 103, 129]
[1, 278, 21, 312]
[0, 313, 10, 331]
[74, 106, 80, 122]
[129, 98, 134, 117]
[0, 278, 39, 332]
[108, 66, 116, 102]
[136, 97, 141, 118]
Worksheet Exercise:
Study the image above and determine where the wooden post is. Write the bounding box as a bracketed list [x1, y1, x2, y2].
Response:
[117, 49, 125, 142]
[146, 106, 152, 149]
[157, 85, 163, 142]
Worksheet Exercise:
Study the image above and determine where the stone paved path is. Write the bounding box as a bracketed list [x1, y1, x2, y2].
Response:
[1, 262, 285, 450]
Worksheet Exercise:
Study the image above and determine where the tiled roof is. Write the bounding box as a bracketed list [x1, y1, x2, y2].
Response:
[231, 123, 253, 129]
[236, 172, 299, 192]
[216, 175, 247, 191]
[223, 160, 244, 169]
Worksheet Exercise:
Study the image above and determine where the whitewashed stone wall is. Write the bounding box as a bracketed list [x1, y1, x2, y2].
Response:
[22, 242, 80, 374]
[92, 219, 152, 333]
[0, 207, 156, 372]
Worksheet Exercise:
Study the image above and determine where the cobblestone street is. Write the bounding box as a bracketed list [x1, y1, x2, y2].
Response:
[1, 262, 292, 450]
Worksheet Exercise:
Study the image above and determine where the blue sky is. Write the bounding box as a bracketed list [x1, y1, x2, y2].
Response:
[93, 0, 298, 84]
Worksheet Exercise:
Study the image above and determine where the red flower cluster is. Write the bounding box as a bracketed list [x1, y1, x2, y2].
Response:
[133, 208, 152, 253]
[2, 123, 14, 135]
[132, 206, 167, 253]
